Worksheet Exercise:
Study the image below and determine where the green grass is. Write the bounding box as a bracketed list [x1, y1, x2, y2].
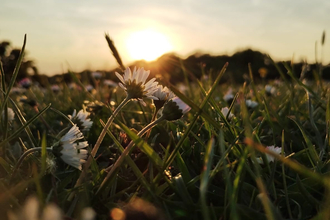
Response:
[1, 37, 330, 220]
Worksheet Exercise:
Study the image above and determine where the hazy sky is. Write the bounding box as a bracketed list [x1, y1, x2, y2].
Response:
[1, 0, 329, 76]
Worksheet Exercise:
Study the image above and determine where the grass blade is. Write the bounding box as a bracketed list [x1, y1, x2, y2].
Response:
[0, 35, 27, 114]
[0, 103, 51, 148]
[200, 137, 215, 220]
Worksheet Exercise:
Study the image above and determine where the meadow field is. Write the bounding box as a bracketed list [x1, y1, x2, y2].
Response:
[1, 36, 330, 220]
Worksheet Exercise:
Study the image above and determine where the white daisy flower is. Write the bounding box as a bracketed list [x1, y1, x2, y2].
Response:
[245, 99, 258, 108]
[223, 88, 234, 103]
[92, 71, 102, 80]
[69, 109, 93, 132]
[177, 83, 188, 94]
[41, 204, 63, 220]
[10, 87, 25, 94]
[257, 145, 282, 164]
[152, 85, 174, 109]
[19, 78, 32, 89]
[273, 80, 282, 87]
[51, 84, 60, 93]
[153, 85, 173, 100]
[8, 196, 63, 220]
[265, 85, 276, 96]
[8, 196, 39, 220]
[221, 107, 234, 120]
[85, 84, 94, 92]
[115, 67, 159, 106]
[302, 79, 313, 87]
[54, 125, 88, 170]
[161, 97, 191, 121]
[265, 145, 282, 162]
[80, 207, 96, 220]
[103, 79, 117, 88]
[2, 107, 15, 122]
[68, 82, 78, 90]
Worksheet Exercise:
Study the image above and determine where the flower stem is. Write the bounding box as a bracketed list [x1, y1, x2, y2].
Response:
[11, 147, 53, 181]
[96, 115, 165, 195]
[144, 107, 159, 140]
[90, 96, 130, 166]
[67, 96, 130, 202]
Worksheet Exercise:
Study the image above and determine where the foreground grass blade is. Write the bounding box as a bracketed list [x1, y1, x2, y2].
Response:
[162, 63, 228, 131]
[96, 117, 164, 195]
[40, 133, 47, 173]
[288, 116, 319, 166]
[219, 130, 239, 220]
[0, 103, 51, 148]
[117, 120, 163, 168]
[200, 137, 215, 220]
[8, 97, 38, 147]
[163, 63, 228, 171]
[281, 130, 293, 219]
[0, 35, 27, 114]
[244, 138, 330, 188]
[97, 120, 157, 199]
[0, 61, 5, 98]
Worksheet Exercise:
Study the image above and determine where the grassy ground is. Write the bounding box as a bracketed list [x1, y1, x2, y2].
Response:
[1, 36, 330, 220]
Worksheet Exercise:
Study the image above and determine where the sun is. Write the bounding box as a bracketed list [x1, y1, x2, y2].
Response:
[125, 29, 173, 61]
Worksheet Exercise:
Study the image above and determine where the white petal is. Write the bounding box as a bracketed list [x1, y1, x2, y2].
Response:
[132, 67, 138, 82]
[140, 70, 149, 84]
[139, 99, 147, 106]
[115, 72, 125, 84]
[147, 95, 159, 100]
[140, 69, 150, 84]
[144, 79, 158, 91]
[123, 67, 131, 81]
[135, 68, 144, 83]
[118, 83, 126, 90]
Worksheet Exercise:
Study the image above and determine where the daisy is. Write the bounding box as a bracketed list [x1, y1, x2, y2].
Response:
[161, 97, 191, 121]
[265, 145, 282, 162]
[68, 109, 93, 132]
[85, 84, 94, 92]
[302, 79, 313, 87]
[92, 71, 102, 80]
[2, 107, 15, 122]
[10, 87, 25, 94]
[103, 79, 117, 88]
[51, 84, 60, 93]
[245, 99, 258, 109]
[265, 85, 276, 96]
[19, 78, 32, 89]
[115, 67, 159, 106]
[13, 125, 88, 174]
[257, 145, 282, 164]
[82, 67, 159, 179]
[7, 196, 63, 220]
[68, 82, 78, 90]
[53, 125, 88, 170]
[152, 85, 174, 110]
[97, 97, 191, 194]
[177, 83, 188, 94]
[221, 107, 234, 120]
[223, 88, 234, 104]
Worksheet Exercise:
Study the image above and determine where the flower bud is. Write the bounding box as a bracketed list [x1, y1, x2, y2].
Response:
[162, 97, 191, 121]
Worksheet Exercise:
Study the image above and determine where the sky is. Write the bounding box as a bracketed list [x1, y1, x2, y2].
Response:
[1, 0, 329, 76]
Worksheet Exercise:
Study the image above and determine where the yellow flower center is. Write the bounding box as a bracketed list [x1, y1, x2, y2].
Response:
[126, 80, 146, 99]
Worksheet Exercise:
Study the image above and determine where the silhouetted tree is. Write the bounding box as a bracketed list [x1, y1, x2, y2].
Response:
[0, 40, 38, 83]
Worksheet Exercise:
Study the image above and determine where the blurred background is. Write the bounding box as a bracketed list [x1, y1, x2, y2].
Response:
[0, 0, 329, 82]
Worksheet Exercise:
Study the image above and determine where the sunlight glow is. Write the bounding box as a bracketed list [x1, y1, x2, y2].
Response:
[125, 29, 173, 61]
